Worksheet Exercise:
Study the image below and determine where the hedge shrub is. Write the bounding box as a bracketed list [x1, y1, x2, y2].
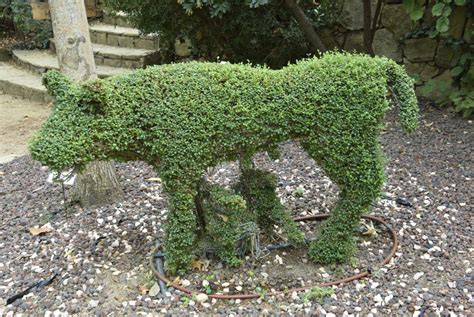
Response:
[30, 52, 418, 273]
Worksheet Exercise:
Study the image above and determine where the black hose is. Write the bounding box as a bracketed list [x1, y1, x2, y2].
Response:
[154, 240, 168, 295]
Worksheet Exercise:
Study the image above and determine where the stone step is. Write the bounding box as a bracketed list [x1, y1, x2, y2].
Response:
[49, 41, 162, 68]
[0, 62, 50, 102]
[89, 23, 160, 51]
[13, 50, 134, 77]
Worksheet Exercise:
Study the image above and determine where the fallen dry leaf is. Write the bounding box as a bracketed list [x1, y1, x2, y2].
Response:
[191, 259, 210, 271]
[217, 214, 228, 222]
[138, 285, 149, 295]
[29, 224, 53, 236]
[173, 276, 181, 285]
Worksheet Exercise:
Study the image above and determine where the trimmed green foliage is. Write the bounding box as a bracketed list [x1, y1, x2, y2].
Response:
[30, 52, 418, 273]
[234, 168, 305, 246]
[201, 184, 254, 267]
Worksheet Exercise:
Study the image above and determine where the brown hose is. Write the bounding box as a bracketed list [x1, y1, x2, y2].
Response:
[150, 214, 399, 300]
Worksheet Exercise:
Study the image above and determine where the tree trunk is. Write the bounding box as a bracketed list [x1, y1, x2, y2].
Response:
[49, 0, 123, 207]
[72, 161, 123, 207]
[363, 0, 383, 56]
[284, 0, 327, 55]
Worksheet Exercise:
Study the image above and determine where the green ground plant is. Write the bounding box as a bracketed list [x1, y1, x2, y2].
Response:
[303, 287, 334, 304]
[30, 52, 418, 273]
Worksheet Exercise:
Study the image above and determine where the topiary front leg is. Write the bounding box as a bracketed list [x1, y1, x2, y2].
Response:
[162, 182, 198, 274]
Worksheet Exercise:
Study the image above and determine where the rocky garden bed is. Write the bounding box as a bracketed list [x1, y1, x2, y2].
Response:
[0, 103, 472, 315]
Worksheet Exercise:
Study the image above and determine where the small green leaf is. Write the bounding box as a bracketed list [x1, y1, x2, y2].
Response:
[449, 66, 464, 77]
[462, 108, 473, 118]
[458, 53, 474, 65]
[432, 3, 446, 16]
[454, 0, 466, 5]
[410, 6, 424, 20]
[403, 0, 415, 11]
[436, 16, 450, 33]
[442, 5, 452, 16]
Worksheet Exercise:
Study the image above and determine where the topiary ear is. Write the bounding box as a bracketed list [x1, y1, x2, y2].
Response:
[42, 70, 74, 99]
[81, 78, 105, 103]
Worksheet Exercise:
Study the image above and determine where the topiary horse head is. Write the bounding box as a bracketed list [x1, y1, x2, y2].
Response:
[30, 52, 418, 273]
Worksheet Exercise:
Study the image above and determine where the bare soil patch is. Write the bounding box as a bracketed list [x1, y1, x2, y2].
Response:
[0, 93, 51, 163]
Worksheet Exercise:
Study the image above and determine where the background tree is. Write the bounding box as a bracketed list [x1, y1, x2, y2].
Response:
[104, 0, 340, 68]
[49, 0, 123, 206]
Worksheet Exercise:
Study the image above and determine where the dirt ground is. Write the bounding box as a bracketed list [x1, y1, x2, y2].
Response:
[0, 92, 51, 163]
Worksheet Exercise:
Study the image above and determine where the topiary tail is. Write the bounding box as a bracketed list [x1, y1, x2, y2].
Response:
[385, 60, 419, 133]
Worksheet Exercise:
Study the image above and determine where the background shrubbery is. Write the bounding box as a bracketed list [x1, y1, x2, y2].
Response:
[0, 0, 52, 49]
[103, 0, 339, 68]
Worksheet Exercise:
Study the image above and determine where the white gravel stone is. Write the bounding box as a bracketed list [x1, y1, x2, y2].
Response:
[89, 300, 99, 308]
[196, 293, 208, 303]
[374, 294, 383, 302]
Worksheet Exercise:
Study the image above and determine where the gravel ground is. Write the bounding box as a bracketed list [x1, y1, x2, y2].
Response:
[0, 103, 472, 316]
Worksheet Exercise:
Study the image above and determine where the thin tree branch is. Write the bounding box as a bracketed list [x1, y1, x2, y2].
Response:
[363, 0, 374, 55]
[370, 0, 383, 44]
[284, 0, 327, 55]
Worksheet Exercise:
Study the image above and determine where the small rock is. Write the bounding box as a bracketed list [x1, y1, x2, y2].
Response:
[384, 294, 393, 304]
[89, 300, 99, 308]
[413, 272, 424, 280]
[148, 282, 160, 297]
[196, 293, 208, 303]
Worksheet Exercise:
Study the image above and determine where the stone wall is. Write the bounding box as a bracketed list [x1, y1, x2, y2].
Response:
[332, 0, 472, 90]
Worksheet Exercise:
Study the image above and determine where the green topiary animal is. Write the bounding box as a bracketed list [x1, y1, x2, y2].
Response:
[29, 52, 418, 273]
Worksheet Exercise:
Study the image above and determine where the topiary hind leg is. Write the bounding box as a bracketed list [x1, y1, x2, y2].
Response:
[305, 142, 385, 264]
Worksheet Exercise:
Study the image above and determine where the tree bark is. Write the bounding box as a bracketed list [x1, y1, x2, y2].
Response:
[72, 161, 123, 207]
[49, 0, 123, 207]
[284, 0, 327, 55]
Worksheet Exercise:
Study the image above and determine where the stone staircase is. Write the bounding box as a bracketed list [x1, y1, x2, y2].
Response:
[0, 16, 160, 102]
